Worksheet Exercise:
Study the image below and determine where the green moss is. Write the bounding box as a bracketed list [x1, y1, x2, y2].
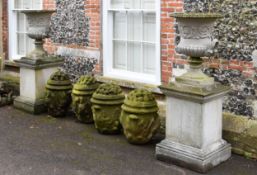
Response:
[223, 113, 257, 160]
[76, 75, 97, 85]
[95, 83, 123, 96]
[39, 116, 57, 124]
[127, 89, 155, 102]
[0, 74, 20, 85]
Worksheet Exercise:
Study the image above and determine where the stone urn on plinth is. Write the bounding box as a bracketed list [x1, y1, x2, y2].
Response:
[155, 13, 231, 173]
[14, 10, 64, 114]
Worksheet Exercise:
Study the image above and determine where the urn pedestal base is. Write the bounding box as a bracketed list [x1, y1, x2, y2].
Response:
[14, 57, 63, 114]
[156, 83, 231, 173]
[156, 139, 231, 173]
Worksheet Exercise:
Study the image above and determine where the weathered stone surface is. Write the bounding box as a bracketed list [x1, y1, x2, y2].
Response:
[223, 112, 257, 159]
[91, 83, 125, 134]
[184, 0, 257, 61]
[120, 89, 160, 144]
[45, 70, 72, 118]
[72, 76, 99, 124]
[50, 0, 90, 46]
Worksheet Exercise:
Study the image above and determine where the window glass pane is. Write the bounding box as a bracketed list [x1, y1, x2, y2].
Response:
[113, 41, 127, 70]
[23, 1, 32, 9]
[124, 0, 141, 9]
[143, 43, 155, 74]
[127, 12, 142, 41]
[14, 0, 22, 9]
[32, 0, 42, 9]
[17, 34, 25, 55]
[14, 0, 41, 10]
[143, 13, 156, 42]
[128, 42, 141, 72]
[111, 0, 124, 9]
[113, 12, 126, 40]
[142, 0, 155, 9]
[17, 13, 26, 32]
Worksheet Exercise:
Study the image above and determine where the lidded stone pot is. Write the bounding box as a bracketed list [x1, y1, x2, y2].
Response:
[72, 76, 99, 124]
[91, 83, 125, 134]
[45, 70, 72, 117]
[120, 89, 160, 144]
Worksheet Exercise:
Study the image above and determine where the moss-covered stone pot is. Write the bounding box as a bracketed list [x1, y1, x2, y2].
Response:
[120, 89, 160, 144]
[45, 70, 72, 117]
[91, 83, 125, 134]
[72, 76, 99, 123]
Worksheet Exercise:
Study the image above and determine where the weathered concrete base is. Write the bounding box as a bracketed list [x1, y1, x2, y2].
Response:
[223, 113, 257, 159]
[157, 83, 231, 173]
[156, 139, 231, 173]
[14, 57, 63, 114]
[14, 96, 46, 115]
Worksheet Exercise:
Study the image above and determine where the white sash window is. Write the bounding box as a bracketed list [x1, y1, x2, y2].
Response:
[103, 0, 161, 84]
[8, 0, 42, 60]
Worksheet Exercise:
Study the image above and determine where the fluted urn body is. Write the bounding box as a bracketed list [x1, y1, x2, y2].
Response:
[20, 10, 55, 61]
[172, 13, 222, 87]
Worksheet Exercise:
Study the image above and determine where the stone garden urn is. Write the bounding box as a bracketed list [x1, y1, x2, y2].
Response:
[91, 83, 125, 134]
[13, 10, 63, 114]
[173, 13, 223, 87]
[45, 70, 72, 118]
[156, 13, 231, 173]
[120, 89, 160, 144]
[72, 76, 99, 124]
[18, 10, 59, 64]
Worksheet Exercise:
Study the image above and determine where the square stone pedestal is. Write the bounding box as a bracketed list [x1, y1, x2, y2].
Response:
[156, 83, 232, 173]
[14, 57, 63, 114]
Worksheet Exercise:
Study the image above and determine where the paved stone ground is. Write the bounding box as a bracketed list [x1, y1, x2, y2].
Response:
[0, 106, 256, 175]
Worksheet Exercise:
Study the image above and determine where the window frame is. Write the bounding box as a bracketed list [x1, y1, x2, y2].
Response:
[103, 0, 161, 85]
[8, 0, 43, 60]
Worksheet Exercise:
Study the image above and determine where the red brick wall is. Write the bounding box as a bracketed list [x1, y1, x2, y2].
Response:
[161, 0, 183, 83]
[43, 0, 56, 9]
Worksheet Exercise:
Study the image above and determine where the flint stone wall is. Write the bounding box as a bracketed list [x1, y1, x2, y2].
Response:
[184, 0, 257, 61]
[57, 47, 99, 83]
[50, 0, 90, 46]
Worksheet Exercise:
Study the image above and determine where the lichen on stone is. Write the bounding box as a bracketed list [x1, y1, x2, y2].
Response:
[76, 75, 97, 85]
[127, 89, 156, 102]
[49, 69, 70, 82]
[95, 83, 123, 96]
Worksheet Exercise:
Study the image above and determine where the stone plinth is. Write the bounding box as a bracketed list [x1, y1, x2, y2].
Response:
[156, 83, 231, 173]
[14, 57, 63, 114]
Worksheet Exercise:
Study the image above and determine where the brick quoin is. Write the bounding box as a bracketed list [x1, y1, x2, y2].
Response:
[161, 0, 183, 83]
